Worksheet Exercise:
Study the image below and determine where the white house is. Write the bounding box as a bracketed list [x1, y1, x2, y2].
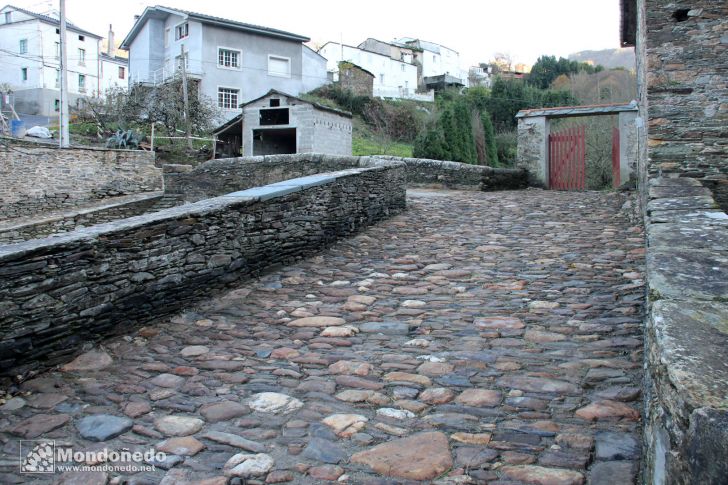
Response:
[120, 6, 329, 121]
[318, 41, 433, 102]
[99, 25, 128, 94]
[0, 4, 102, 116]
[394, 37, 469, 89]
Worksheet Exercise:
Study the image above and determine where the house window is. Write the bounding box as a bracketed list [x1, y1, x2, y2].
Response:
[19, 39, 27, 54]
[268, 55, 290, 78]
[164, 28, 170, 48]
[270, 99, 280, 107]
[5, 12, 11, 23]
[217, 87, 239, 110]
[379, 74, 384, 84]
[218, 48, 240, 69]
[55, 42, 60, 58]
[400, 64, 404, 72]
[78, 74, 86, 92]
[78, 35, 84, 41]
[21, 68, 27, 81]
[78, 48, 85, 65]
[175, 22, 188, 40]
[54, 99, 60, 112]
[55, 28, 59, 34]
[118, 66, 125, 79]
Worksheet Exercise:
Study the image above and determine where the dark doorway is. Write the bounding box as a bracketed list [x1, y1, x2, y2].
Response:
[253, 128, 296, 155]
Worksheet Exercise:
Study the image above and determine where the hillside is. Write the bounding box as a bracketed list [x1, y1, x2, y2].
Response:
[568, 48, 636, 70]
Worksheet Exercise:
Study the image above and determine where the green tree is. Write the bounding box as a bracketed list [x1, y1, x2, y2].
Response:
[481, 110, 498, 166]
[413, 128, 447, 160]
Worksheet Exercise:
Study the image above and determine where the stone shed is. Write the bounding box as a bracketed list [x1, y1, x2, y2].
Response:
[213, 89, 352, 158]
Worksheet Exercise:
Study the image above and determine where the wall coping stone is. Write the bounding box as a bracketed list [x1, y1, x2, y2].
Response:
[0, 165, 395, 263]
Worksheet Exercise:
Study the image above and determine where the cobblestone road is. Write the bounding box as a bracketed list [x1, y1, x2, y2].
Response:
[0, 189, 646, 485]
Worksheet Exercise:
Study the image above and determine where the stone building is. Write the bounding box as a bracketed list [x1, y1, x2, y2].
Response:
[338, 62, 374, 97]
[623, 0, 728, 209]
[621, 1, 728, 484]
[213, 89, 352, 158]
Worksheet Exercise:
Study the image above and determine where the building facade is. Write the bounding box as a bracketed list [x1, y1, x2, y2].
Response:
[0, 4, 102, 116]
[121, 6, 329, 121]
[318, 41, 433, 101]
[213, 89, 351, 158]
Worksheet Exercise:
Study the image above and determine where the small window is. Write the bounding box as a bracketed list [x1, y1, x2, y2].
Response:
[218, 48, 240, 69]
[400, 64, 404, 72]
[55, 42, 60, 58]
[164, 28, 170, 48]
[21, 67, 27, 81]
[78, 48, 85, 65]
[433, 55, 436, 62]
[78, 74, 86, 92]
[55, 28, 59, 34]
[217, 87, 239, 110]
[5, 12, 11, 23]
[268, 55, 290, 78]
[54, 99, 60, 112]
[175, 22, 189, 40]
[269, 98, 280, 107]
[19, 39, 27, 54]
[118, 66, 125, 79]
[78, 35, 84, 41]
[379, 73, 384, 84]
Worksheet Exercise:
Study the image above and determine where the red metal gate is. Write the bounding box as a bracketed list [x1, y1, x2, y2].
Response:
[612, 127, 621, 188]
[549, 126, 585, 190]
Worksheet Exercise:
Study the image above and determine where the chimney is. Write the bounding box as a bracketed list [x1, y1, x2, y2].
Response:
[107, 24, 115, 57]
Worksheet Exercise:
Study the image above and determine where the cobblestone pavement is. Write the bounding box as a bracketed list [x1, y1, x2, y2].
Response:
[0, 189, 646, 485]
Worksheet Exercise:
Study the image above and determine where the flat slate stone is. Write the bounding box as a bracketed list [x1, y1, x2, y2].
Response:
[650, 301, 728, 409]
[648, 220, 728, 250]
[359, 321, 410, 335]
[76, 414, 133, 442]
[595, 431, 640, 460]
[647, 196, 717, 213]
[350, 431, 452, 481]
[648, 250, 728, 301]
[301, 437, 347, 464]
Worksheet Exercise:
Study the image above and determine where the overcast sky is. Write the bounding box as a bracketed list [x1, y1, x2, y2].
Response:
[12, 0, 623, 67]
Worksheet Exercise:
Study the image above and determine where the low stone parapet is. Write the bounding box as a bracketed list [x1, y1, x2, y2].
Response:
[643, 176, 728, 484]
[0, 162, 405, 378]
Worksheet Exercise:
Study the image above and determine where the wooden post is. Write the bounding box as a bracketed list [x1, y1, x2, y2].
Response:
[150, 122, 155, 151]
[180, 45, 192, 149]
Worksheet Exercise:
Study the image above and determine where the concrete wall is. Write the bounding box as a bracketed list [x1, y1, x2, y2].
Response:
[640, 1, 728, 209]
[240, 94, 352, 157]
[0, 163, 405, 378]
[0, 145, 161, 219]
[516, 116, 549, 187]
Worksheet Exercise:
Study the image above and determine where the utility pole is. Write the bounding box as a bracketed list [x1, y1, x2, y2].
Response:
[59, 0, 69, 147]
[179, 44, 192, 149]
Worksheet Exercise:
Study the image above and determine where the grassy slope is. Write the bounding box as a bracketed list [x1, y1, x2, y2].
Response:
[352, 117, 413, 158]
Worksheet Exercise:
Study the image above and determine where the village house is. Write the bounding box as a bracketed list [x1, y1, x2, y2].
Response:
[120, 6, 329, 121]
[337, 62, 375, 97]
[212, 89, 352, 158]
[0, 4, 111, 116]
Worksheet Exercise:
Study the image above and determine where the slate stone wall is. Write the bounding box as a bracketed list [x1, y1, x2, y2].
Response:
[0, 145, 161, 219]
[0, 164, 406, 378]
[164, 154, 529, 201]
[0, 194, 181, 244]
[642, 1, 728, 210]
[642, 176, 728, 485]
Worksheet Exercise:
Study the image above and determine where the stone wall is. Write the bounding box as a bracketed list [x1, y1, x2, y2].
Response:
[0, 144, 161, 219]
[0, 193, 181, 244]
[641, 1, 728, 209]
[164, 154, 529, 202]
[0, 163, 406, 377]
[338, 62, 375, 97]
[642, 176, 728, 485]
